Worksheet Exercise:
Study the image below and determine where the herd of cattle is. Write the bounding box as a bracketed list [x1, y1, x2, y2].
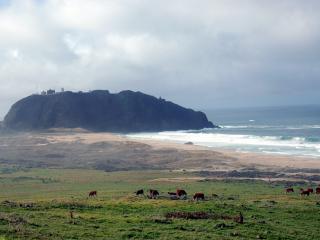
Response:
[286, 186, 320, 196]
[88, 189, 205, 200]
[135, 189, 205, 200]
[87, 186, 320, 200]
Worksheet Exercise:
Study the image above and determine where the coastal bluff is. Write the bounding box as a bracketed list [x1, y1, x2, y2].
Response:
[4, 90, 216, 132]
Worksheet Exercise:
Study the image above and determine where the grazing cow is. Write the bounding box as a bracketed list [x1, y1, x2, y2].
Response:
[316, 187, 320, 194]
[135, 189, 144, 196]
[89, 191, 97, 197]
[307, 188, 314, 194]
[285, 188, 294, 193]
[300, 189, 310, 196]
[193, 193, 205, 201]
[149, 189, 159, 199]
[176, 189, 187, 199]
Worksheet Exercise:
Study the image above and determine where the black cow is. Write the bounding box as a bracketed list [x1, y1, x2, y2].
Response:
[135, 189, 144, 196]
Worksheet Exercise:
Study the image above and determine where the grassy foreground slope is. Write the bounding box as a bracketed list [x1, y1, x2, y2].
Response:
[0, 167, 319, 239]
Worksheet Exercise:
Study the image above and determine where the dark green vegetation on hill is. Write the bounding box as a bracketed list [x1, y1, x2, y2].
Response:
[4, 90, 215, 132]
[0, 167, 320, 240]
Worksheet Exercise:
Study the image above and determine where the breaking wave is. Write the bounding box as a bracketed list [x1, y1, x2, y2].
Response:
[127, 129, 320, 157]
[220, 125, 320, 130]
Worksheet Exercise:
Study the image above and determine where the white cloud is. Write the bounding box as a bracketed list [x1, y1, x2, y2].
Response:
[0, 0, 319, 118]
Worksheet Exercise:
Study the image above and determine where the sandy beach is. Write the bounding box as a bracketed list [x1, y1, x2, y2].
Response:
[44, 130, 320, 170]
[1, 129, 320, 183]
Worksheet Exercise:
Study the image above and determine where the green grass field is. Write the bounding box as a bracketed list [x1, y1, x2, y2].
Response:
[0, 166, 320, 239]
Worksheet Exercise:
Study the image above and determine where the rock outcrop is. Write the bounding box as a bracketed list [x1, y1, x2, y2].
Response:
[4, 90, 216, 132]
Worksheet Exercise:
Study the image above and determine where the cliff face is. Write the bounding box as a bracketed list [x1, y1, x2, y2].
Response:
[4, 90, 216, 132]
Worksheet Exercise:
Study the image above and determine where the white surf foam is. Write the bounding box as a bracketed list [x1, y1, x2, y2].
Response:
[127, 131, 320, 157]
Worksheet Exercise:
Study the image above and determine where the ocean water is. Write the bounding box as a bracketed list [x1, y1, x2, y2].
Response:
[127, 105, 320, 158]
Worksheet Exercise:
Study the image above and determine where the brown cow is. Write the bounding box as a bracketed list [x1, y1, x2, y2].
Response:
[89, 191, 97, 197]
[149, 189, 159, 199]
[300, 189, 310, 196]
[316, 187, 320, 194]
[193, 192, 205, 201]
[307, 188, 314, 194]
[176, 189, 187, 199]
[176, 189, 187, 196]
[285, 188, 294, 193]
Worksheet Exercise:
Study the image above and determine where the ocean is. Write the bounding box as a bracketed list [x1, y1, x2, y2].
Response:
[127, 105, 320, 158]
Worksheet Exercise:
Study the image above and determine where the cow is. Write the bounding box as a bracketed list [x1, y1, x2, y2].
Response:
[316, 187, 320, 194]
[285, 187, 294, 193]
[176, 189, 187, 199]
[89, 191, 97, 197]
[149, 189, 159, 199]
[193, 192, 205, 201]
[300, 189, 310, 196]
[307, 188, 314, 194]
[135, 189, 144, 196]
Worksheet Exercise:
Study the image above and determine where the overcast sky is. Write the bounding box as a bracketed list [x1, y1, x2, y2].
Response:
[0, 0, 319, 119]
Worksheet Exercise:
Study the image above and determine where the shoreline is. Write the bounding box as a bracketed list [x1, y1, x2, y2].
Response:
[1, 129, 320, 183]
[42, 130, 320, 170]
[124, 134, 320, 169]
[1, 129, 320, 171]
[125, 131, 320, 159]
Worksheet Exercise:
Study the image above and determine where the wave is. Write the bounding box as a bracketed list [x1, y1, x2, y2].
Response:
[130, 132, 320, 145]
[220, 125, 251, 129]
[127, 131, 320, 157]
[220, 124, 320, 130]
[285, 125, 320, 130]
[277, 136, 320, 143]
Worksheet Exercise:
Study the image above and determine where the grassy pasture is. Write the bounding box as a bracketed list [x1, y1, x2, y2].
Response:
[0, 166, 320, 239]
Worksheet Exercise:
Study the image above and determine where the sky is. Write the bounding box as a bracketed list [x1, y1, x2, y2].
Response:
[0, 0, 319, 119]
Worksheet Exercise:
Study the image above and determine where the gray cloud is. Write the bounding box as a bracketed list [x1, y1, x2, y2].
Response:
[0, 0, 319, 119]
